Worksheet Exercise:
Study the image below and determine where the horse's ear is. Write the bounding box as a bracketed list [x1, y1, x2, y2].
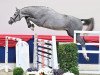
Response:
[16, 7, 20, 12]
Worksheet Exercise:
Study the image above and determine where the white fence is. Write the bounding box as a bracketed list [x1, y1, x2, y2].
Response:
[4, 36, 22, 72]
[74, 31, 100, 74]
[2, 36, 29, 72]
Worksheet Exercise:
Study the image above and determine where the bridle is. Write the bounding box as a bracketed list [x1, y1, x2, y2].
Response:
[10, 12, 21, 22]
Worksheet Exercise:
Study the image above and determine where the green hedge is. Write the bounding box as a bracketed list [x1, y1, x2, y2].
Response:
[13, 67, 24, 75]
[57, 43, 79, 75]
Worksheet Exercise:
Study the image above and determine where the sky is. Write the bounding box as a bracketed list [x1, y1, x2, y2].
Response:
[0, 0, 100, 35]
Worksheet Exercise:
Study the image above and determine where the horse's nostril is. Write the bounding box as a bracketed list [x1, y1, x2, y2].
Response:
[8, 20, 11, 24]
[8, 20, 13, 24]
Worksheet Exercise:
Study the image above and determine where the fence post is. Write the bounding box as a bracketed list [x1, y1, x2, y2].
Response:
[33, 34, 38, 69]
[5, 36, 8, 72]
[74, 31, 77, 43]
[52, 36, 59, 69]
[99, 34, 100, 70]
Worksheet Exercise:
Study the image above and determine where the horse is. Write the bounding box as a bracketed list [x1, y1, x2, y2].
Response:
[8, 6, 94, 60]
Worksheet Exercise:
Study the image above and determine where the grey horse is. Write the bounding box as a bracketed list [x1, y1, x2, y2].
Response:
[8, 6, 94, 60]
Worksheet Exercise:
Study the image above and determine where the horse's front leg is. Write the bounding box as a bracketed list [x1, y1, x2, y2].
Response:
[25, 17, 34, 28]
[27, 17, 45, 27]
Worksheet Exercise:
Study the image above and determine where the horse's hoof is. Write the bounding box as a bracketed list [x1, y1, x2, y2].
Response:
[30, 27, 34, 31]
[28, 24, 31, 28]
[31, 24, 34, 27]
[86, 57, 89, 61]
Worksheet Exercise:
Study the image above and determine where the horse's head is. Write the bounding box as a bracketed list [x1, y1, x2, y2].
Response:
[8, 8, 21, 25]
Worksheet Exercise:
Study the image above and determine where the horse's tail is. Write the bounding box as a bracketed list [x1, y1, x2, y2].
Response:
[81, 18, 94, 31]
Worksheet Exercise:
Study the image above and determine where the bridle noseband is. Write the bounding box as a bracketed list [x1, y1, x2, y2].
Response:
[10, 13, 20, 22]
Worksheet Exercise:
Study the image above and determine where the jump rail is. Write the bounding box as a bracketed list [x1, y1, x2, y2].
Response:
[74, 30, 100, 74]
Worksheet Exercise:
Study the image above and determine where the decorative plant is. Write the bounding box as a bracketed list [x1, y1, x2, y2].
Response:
[13, 67, 24, 75]
[39, 72, 45, 75]
[57, 43, 79, 75]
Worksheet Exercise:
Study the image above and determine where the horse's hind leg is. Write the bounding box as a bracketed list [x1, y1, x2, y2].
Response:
[76, 34, 89, 60]
[66, 30, 89, 60]
[66, 30, 85, 46]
